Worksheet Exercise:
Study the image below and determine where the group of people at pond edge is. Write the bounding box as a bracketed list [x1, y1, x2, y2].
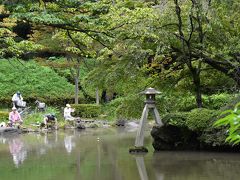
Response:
[5, 91, 77, 129]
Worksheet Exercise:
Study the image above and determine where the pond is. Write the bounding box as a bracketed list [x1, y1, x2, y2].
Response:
[0, 128, 240, 180]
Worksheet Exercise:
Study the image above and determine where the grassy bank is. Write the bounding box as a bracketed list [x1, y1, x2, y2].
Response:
[0, 59, 75, 106]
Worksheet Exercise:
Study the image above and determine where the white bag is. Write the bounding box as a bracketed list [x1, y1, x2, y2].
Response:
[16, 101, 26, 107]
[38, 102, 45, 109]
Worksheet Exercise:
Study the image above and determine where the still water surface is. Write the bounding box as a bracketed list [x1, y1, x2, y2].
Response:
[0, 128, 240, 180]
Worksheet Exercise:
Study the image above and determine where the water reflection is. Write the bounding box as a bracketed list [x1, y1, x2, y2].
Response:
[134, 154, 149, 180]
[64, 135, 75, 154]
[0, 136, 6, 144]
[0, 129, 240, 180]
[152, 151, 240, 180]
[36, 131, 59, 155]
[8, 137, 27, 168]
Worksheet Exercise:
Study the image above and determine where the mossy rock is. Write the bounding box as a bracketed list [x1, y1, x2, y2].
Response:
[151, 108, 231, 150]
[151, 125, 199, 151]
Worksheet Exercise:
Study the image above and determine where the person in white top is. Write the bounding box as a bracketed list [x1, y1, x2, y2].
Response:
[12, 91, 23, 108]
[64, 104, 75, 121]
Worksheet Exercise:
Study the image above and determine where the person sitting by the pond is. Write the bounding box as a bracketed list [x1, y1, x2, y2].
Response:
[12, 91, 24, 108]
[64, 104, 80, 127]
[41, 114, 57, 130]
[8, 107, 23, 128]
[64, 104, 76, 121]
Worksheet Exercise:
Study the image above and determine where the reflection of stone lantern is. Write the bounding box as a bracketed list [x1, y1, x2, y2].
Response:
[129, 88, 163, 153]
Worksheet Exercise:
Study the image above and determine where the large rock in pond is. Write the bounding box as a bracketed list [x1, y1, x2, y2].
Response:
[0, 127, 22, 136]
[151, 109, 240, 151]
[151, 125, 199, 151]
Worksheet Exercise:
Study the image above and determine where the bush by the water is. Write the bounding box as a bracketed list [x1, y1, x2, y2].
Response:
[0, 111, 9, 122]
[162, 112, 188, 127]
[0, 59, 75, 105]
[186, 108, 220, 131]
[160, 108, 231, 147]
[71, 104, 101, 118]
[162, 108, 220, 131]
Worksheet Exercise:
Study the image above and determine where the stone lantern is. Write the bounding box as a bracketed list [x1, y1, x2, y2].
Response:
[141, 87, 161, 105]
[129, 87, 163, 153]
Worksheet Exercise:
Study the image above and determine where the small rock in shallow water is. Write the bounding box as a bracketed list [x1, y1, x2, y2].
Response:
[115, 120, 126, 126]
[76, 123, 86, 129]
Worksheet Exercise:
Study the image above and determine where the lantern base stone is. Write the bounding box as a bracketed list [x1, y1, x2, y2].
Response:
[129, 146, 148, 153]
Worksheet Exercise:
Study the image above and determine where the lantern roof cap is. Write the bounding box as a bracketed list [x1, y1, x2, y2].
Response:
[140, 87, 161, 95]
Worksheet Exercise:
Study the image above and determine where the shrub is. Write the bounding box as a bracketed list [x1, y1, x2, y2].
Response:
[161, 108, 219, 132]
[162, 112, 188, 127]
[0, 111, 9, 122]
[159, 109, 226, 146]
[114, 95, 144, 120]
[186, 108, 220, 131]
[71, 104, 101, 118]
[102, 97, 125, 120]
[203, 93, 234, 110]
[156, 93, 197, 112]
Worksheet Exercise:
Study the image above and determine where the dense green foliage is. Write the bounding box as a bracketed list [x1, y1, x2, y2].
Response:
[162, 109, 220, 131]
[160, 108, 225, 146]
[0, 59, 75, 105]
[214, 103, 240, 145]
[186, 108, 219, 131]
[71, 104, 101, 118]
[0, 111, 8, 122]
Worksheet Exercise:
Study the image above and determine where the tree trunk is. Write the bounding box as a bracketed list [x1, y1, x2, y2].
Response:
[96, 88, 99, 105]
[101, 90, 107, 103]
[74, 77, 79, 104]
[192, 69, 203, 108]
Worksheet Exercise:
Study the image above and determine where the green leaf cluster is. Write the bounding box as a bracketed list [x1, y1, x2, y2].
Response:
[214, 103, 240, 145]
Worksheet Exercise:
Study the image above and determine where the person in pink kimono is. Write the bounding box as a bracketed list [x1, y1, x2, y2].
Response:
[9, 107, 23, 127]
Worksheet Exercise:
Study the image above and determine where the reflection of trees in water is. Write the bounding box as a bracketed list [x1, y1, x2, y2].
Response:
[152, 152, 240, 180]
[8, 137, 27, 168]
